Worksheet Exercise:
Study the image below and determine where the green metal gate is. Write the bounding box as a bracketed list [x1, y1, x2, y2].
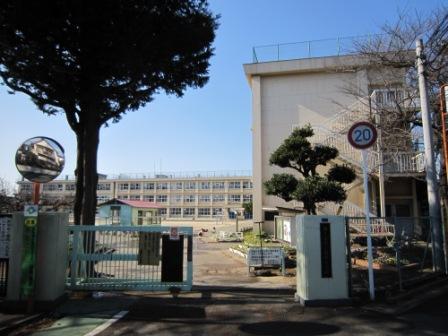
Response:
[67, 225, 193, 291]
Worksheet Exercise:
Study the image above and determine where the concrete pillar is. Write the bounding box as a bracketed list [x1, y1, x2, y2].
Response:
[252, 75, 263, 223]
[7, 212, 69, 310]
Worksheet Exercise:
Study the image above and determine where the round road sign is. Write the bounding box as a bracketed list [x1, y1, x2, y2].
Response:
[347, 121, 377, 149]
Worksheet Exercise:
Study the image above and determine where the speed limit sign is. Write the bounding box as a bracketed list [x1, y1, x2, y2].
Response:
[347, 121, 377, 149]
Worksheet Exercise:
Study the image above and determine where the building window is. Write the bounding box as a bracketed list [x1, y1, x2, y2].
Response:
[97, 195, 110, 203]
[171, 195, 182, 203]
[156, 195, 168, 203]
[170, 208, 182, 217]
[198, 208, 211, 217]
[183, 208, 195, 217]
[229, 195, 241, 203]
[199, 195, 211, 203]
[158, 208, 167, 216]
[119, 183, 129, 190]
[184, 182, 196, 190]
[130, 195, 141, 200]
[212, 208, 223, 216]
[243, 181, 253, 189]
[20, 184, 32, 191]
[143, 195, 154, 202]
[243, 194, 253, 203]
[170, 182, 183, 190]
[97, 183, 111, 191]
[228, 181, 241, 189]
[156, 182, 168, 190]
[143, 182, 154, 190]
[184, 195, 195, 203]
[212, 194, 225, 202]
[199, 182, 210, 190]
[118, 195, 128, 200]
[212, 181, 225, 189]
[43, 184, 62, 191]
[130, 183, 140, 190]
[66, 184, 76, 191]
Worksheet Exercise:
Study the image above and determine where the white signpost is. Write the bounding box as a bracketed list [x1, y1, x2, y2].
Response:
[348, 121, 378, 301]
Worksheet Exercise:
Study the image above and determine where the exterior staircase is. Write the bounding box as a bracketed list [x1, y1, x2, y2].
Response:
[310, 90, 425, 218]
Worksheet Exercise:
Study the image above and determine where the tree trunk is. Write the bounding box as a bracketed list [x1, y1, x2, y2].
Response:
[81, 118, 100, 226]
[74, 132, 84, 225]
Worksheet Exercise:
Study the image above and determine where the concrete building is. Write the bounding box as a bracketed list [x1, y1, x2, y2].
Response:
[17, 171, 253, 221]
[244, 38, 426, 233]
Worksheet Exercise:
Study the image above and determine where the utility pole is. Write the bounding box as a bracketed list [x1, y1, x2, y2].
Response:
[416, 39, 446, 272]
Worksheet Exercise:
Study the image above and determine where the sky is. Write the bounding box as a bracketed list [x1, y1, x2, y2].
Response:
[0, 0, 445, 188]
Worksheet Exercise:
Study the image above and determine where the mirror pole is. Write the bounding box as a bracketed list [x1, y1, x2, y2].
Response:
[32, 183, 41, 205]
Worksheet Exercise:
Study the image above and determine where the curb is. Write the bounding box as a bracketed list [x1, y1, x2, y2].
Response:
[363, 279, 448, 315]
[0, 313, 45, 335]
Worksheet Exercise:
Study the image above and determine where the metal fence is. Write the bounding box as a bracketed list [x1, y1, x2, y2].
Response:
[67, 225, 193, 292]
[346, 217, 434, 295]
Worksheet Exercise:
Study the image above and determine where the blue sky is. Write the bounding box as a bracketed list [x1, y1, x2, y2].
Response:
[0, 0, 445, 187]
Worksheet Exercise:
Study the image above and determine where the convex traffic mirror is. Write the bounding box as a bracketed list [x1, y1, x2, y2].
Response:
[15, 136, 65, 183]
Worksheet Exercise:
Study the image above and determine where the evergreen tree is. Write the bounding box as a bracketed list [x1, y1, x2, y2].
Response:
[264, 125, 356, 214]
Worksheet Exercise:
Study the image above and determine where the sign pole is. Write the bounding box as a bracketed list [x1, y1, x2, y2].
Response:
[361, 150, 375, 300]
[348, 121, 378, 301]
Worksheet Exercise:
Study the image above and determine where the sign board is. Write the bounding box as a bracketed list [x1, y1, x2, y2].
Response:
[169, 227, 179, 241]
[24, 205, 39, 217]
[347, 121, 377, 149]
[247, 247, 284, 267]
[138, 232, 161, 265]
[0, 215, 11, 258]
[283, 219, 291, 243]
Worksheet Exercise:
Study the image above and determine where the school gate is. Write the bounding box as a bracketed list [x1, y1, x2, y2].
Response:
[67, 225, 193, 292]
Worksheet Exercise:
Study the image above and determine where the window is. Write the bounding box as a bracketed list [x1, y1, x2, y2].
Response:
[184, 182, 196, 190]
[143, 195, 154, 202]
[97, 195, 110, 203]
[158, 208, 167, 216]
[212, 194, 225, 202]
[43, 184, 62, 191]
[130, 195, 141, 200]
[171, 195, 182, 203]
[228, 181, 241, 189]
[184, 195, 195, 203]
[198, 208, 211, 217]
[118, 195, 128, 200]
[243, 194, 253, 203]
[212, 181, 225, 189]
[143, 182, 154, 190]
[183, 208, 195, 217]
[156, 182, 168, 190]
[119, 183, 129, 190]
[170, 182, 183, 190]
[243, 181, 253, 189]
[20, 184, 32, 191]
[170, 208, 182, 217]
[130, 183, 140, 190]
[156, 195, 168, 203]
[66, 184, 76, 191]
[212, 208, 223, 216]
[229, 195, 241, 203]
[199, 195, 210, 203]
[199, 182, 210, 190]
[97, 183, 111, 191]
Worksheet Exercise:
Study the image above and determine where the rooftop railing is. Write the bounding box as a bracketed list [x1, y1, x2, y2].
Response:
[49, 170, 253, 182]
[251, 34, 383, 63]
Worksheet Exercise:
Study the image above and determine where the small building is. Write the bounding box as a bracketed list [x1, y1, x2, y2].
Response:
[98, 199, 161, 225]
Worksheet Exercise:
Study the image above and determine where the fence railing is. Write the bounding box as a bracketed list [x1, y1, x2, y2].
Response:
[252, 34, 383, 63]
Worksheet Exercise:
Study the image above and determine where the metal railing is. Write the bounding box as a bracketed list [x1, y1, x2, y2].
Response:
[67, 225, 193, 291]
[60, 170, 252, 181]
[252, 34, 383, 63]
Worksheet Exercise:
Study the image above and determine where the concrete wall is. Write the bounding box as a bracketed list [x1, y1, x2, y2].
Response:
[245, 55, 370, 221]
[7, 212, 69, 304]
